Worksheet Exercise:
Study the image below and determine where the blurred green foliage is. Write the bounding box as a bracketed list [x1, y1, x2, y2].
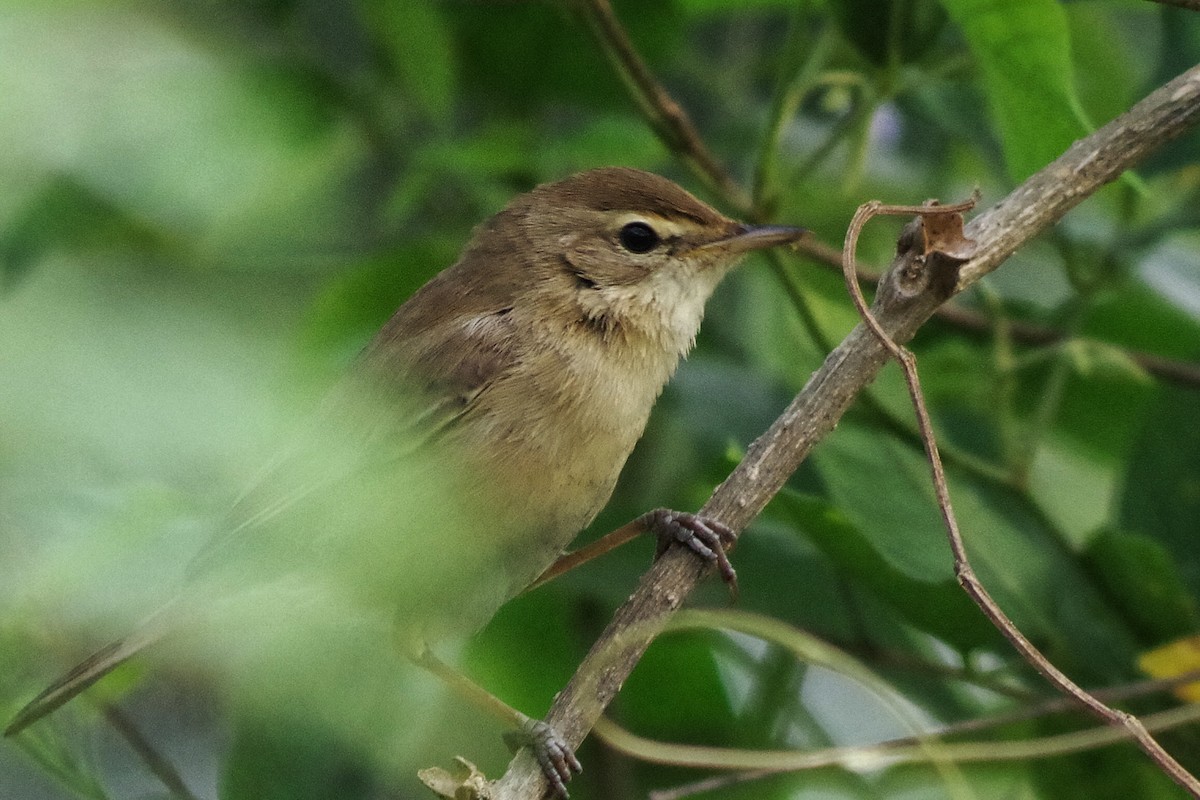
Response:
[2, 0, 1199, 799]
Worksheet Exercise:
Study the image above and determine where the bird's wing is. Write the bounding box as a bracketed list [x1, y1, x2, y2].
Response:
[187, 301, 524, 578]
[5, 612, 172, 737]
[368, 304, 522, 444]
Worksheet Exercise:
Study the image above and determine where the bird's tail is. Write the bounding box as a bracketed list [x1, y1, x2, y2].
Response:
[5, 627, 161, 737]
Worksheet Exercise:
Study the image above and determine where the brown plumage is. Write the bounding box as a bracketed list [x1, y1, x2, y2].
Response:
[7, 168, 804, 751]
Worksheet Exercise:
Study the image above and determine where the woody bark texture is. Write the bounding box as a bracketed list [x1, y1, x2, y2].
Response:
[491, 62, 1200, 800]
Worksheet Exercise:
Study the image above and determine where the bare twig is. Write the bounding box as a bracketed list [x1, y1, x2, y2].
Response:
[840, 198, 1200, 795]
[580, 0, 1200, 392]
[575, 0, 753, 214]
[101, 703, 201, 800]
[627, 702, 1200, 800]
[605, 702, 1200, 773]
[632, 666, 1200, 799]
[937, 302, 1200, 388]
[953, 70, 1200, 288]
[488, 62, 1200, 800]
[1143, 0, 1200, 10]
[578, 0, 1200, 393]
[751, 13, 834, 216]
[796, 232, 1200, 389]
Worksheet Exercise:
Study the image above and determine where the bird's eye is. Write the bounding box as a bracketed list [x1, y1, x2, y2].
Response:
[618, 221, 661, 254]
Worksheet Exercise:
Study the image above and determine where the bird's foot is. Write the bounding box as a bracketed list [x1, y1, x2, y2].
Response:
[503, 719, 581, 798]
[638, 508, 738, 600]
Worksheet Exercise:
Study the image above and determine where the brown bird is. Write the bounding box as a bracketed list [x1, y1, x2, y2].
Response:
[7, 167, 804, 796]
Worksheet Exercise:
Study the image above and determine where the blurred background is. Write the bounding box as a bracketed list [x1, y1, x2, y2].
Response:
[2, 1, 1199, 799]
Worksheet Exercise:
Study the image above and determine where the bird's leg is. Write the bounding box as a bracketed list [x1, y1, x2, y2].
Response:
[526, 510, 738, 598]
[523, 518, 644, 592]
[411, 648, 581, 798]
[638, 508, 738, 599]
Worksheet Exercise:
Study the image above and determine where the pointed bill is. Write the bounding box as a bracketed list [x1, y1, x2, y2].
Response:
[694, 224, 808, 257]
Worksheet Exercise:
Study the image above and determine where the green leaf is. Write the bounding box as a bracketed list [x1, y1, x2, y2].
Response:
[1081, 275, 1200, 362]
[1026, 433, 1121, 549]
[830, 0, 949, 67]
[618, 628, 738, 743]
[1083, 528, 1199, 644]
[0, 7, 361, 262]
[222, 716, 378, 800]
[775, 489, 995, 650]
[810, 424, 954, 581]
[1062, 339, 1151, 384]
[939, 0, 1092, 181]
[2, 625, 113, 800]
[680, 0, 799, 14]
[464, 590, 583, 723]
[0, 178, 173, 292]
[360, 0, 457, 124]
[1029, 719, 1187, 800]
[1065, 1, 1160, 126]
[809, 423, 1139, 676]
[298, 241, 462, 374]
[1119, 388, 1200, 600]
[444, 0, 677, 114]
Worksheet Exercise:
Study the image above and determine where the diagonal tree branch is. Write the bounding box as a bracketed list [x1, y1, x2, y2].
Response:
[490, 62, 1200, 800]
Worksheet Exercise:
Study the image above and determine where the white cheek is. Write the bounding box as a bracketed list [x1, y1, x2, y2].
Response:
[609, 264, 724, 350]
[659, 274, 710, 339]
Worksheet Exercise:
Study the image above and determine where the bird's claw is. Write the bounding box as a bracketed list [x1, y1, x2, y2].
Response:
[503, 718, 581, 798]
[639, 508, 738, 600]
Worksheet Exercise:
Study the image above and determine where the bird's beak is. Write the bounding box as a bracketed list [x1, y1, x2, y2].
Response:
[693, 224, 808, 257]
